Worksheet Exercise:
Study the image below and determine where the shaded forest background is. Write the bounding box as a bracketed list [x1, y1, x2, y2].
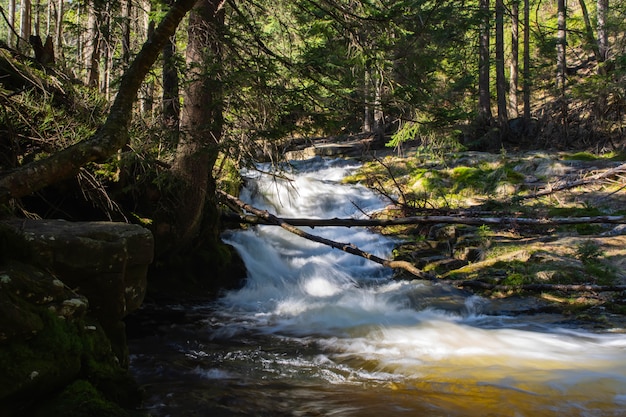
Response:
[0, 0, 625, 287]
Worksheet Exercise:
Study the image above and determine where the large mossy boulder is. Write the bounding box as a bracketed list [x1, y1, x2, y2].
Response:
[0, 219, 154, 416]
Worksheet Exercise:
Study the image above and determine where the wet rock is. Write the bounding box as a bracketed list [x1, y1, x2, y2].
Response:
[0, 219, 154, 415]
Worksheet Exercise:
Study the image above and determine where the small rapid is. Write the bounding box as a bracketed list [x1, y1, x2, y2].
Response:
[130, 157, 626, 417]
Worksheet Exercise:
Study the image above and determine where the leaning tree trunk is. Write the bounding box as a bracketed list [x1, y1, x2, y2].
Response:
[169, 0, 225, 251]
[0, 0, 199, 204]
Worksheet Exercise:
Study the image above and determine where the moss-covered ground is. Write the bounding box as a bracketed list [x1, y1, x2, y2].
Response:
[345, 148, 626, 330]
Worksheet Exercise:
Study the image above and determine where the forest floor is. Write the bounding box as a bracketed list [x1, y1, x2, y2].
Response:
[344, 144, 626, 331]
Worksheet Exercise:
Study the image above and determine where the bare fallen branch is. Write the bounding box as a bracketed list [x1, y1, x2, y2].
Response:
[521, 162, 626, 199]
[446, 280, 626, 292]
[218, 190, 435, 280]
[222, 212, 626, 227]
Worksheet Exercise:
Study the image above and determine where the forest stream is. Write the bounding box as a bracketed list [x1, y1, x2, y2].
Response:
[129, 157, 626, 417]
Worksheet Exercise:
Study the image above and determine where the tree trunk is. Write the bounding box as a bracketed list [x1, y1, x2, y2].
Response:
[162, 0, 180, 143]
[19, 0, 31, 51]
[0, 0, 200, 203]
[578, 0, 601, 62]
[597, 0, 608, 63]
[55, 0, 64, 64]
[84, 0, 100, 88]
[141, 20, 155, 116]
[8, 0, 16, 48]
[523, 0, 531, 120]
[122, 0, 132, 66]
[170, 0, 226, 250]
[478, 0, 492, 123]
[495, 0, 508, 126]
[556, 0, 568, 129]
[33, 0, 40, 37]
[509, 0, 519, 118]
[373, 69, 384, 133]
[363, 64, 373, 133]
[101, 3, 112, 98]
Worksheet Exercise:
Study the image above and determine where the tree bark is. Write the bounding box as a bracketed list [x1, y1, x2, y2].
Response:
[84, 0, 100, 88]
[495, 0, 508, 125]
[55, 0, 64, 64]
[478, 0, 492, 122]
[556, 0, 567, 124]
[19, 0, 31, 51]
[170, 0, 226, 250]
[162, 0, 180, 143]
[509, 0, 519, 118]
[596, 0, 608, 63]
[122, 0, 132, 66]
[0, 0, 199, 204]
[578, 0, 601, 62]
[522, 0, 531, 120]
[8, 0, 16, 48]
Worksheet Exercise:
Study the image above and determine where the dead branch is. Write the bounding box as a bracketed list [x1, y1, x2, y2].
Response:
[521, 162, 626, 199]
[446, 280, 626, 292]
[222, 212, 626, 227]
[218, 190, 435, 280]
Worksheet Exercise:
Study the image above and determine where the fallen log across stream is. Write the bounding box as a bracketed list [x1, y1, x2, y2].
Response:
[222, 212, 626, 227]
[218, 190, 626, 292]
[218, 189, 435, 280]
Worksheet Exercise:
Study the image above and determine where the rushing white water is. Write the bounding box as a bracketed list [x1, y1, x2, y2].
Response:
[216, 157, 626, 415]
[130, 156, 626, 417]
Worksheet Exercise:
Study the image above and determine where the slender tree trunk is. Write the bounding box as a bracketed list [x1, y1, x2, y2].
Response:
[495, 0, 508, 126]
[509, 0, 519, 118]
[363, 65, 373, 133]
[478, 0, 492, 123]
[34, 0, 40, 36]
[55, 0, 64, 64]
[19, 0, 32, 51]
[138, 0, 153, 116]
[162, 9, 180, 144]
[101, 4, 112, 98]
[373, 70, 384, 134]
[556, 0, 568, 127]
[76, 1, 82, 75]
[46, 0, 51, 35]
[122, 0, 132, 67]
[8, 0, 15, 48]
[170, 0, 226, 250]
[597, 0, 608, 63]
[85, 0, 100, 88]
[523, 0, 531, 120]
[578, 0, 601, 61]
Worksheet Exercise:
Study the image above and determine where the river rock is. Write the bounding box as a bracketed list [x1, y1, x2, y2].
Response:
[0, 219, 153, 365]
[0, 219, 153, 322]
[0, 219, 153, 416]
